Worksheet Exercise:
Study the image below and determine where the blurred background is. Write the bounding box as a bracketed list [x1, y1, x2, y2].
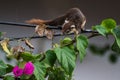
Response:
[0, 0, 120, 80]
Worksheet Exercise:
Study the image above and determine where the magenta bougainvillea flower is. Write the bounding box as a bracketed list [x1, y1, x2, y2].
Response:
[12, 62, 34, 77]
[23, 62, 34, 75]
[12, 66, 23, 77]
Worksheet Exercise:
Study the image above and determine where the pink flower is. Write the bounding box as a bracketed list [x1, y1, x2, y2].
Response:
[23, 62, 34, 75]
[12, 62, 34, 77]
[12, 66, 23, 77]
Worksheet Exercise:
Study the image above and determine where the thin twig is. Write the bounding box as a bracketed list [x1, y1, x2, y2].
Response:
[87, 33, 101, 39]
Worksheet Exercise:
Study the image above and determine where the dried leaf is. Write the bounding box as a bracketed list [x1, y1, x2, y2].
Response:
[45, 29, 54, 39]
[11, 46, 25, 53]
[24, 39, 34, 49]
[35, 24, 46, 36]
[0, 39, 12, 57]
[11, 46, 25, 59]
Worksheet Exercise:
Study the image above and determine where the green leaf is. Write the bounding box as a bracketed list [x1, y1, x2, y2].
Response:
[29, 75, 36, 80]
[112, 26, 120, 48]
[76, 35, 88, 62]
[20, 52, 35, 61]
[0, 60, 8, 75]
[0, 68, 6, 76]
[0, 60, 7, 68]
[60, 37, 74, 50]
[34, 54, 42, 59]
[21, 75, 31, 80]
[47, 67, 67, 80]
[92, 25, 107, 36]
[3, 75, 15, 80]
[111, 40, 120, 54]
[101, 18, 116, 32]
[18, 61, 26, 68]
[6, 64, 13, 73]
[60, 37, 72, 46]
[34, 61, 47, 80]
[0, 32, 2, 37]
[44, 50, 57, 66]
[54, 47, 76, 75]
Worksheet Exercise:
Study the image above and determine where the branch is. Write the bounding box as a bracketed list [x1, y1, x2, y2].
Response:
[87, 33, 101, 39]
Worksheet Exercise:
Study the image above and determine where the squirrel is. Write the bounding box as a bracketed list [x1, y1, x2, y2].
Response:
[26, 8, 86, 34]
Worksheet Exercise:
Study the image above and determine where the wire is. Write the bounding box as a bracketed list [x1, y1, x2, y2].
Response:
[0, 21, 62, 29]
[0, 21, 98, 41]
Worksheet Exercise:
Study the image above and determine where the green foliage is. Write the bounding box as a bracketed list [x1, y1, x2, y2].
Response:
[112, 26, 120, 48]
[0, 32, 5, 38]
[0, 60, 8, 75]
[60, 37, 74, 50]
[111, 40, 120, 54]
[47, 67, 68, 80]
[34, 54, 42, 59]
[0, 32, 2, 37]
[0, 60, 14, 76]
[76, 35, 88, 62]
[20, 52, 42, 62]
[101, 18, 116, 32]
[20, 52, 35, 61]
[3, 75, 15, 80]
[60, 37, 72, 46]
[20, 74, 32, 80]
[1, 18, 120, 80]
[44, 50, 57, 66]
[54, 46, 76, 75]
[92, 18, 117, 36]
[34, 61, 47, 80]
[92, 25, 107, 36]
[6, 64, 14, 73]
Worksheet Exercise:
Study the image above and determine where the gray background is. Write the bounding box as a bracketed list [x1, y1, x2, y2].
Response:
[0, 0, 120, 80]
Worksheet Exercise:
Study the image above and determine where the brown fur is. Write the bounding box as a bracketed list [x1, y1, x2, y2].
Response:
[26, 8, 86, 34]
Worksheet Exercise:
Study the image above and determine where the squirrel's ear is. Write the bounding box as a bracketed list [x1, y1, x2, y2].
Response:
[25, 19, 45, 25]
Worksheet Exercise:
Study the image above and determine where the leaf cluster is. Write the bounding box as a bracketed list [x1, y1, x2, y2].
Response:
[0, 18, 120, 80]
